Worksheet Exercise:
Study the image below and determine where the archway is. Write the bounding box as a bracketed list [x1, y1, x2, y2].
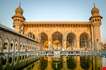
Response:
[52, 31, 63, 50]
[10, 40, 14, 52]
[40, 32, 48, 48]
[0, 38, 2, 52]
[66, 33, 76, 49]
[27, 32, 35, 40]
[80, 32, 89, 50]
[3, 39, 9, 52]
[15, 41, 18, 51]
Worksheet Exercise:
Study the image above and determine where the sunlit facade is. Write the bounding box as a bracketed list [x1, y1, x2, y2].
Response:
[12, 5, 102, 70]
[0, 3, 104, 70]
[12, 4, 102, 51]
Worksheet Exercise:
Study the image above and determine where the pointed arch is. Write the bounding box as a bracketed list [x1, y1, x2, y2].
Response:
[52, 31, 63, 48]
[10, 40, 14, 52]
[15, 41, 18, 51]
[3, 39, 9, 52]
[66, 33, 76, 48]
[52, 31, 63, 45]
[40, 32, 48, 45]
[27, 32, 35, 39]
[80, 32, 89, 48]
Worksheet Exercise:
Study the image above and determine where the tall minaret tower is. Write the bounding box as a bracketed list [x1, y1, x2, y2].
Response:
[12, 4, 25, 34]
[89, 4, 102, 50]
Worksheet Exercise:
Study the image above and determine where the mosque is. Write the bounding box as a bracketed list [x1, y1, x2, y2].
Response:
[12, 4, 102, 51]
[0, 2, 104, 70]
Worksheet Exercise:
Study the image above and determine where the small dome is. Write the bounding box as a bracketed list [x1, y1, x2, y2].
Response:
[91, 5, 99, 15]
[15, 6, 23, 15]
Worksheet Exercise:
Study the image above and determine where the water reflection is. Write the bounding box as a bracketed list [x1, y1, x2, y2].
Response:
[67, 56, 76, 70]
[40, 57, 48, 70]
[52, 60, 62, 70]
[80, 56, 91, 70]
[23, 56, 102, 70]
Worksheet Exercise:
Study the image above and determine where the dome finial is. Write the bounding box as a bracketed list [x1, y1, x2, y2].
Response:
[94, 2, 96, 8]
[15, 0, 23, 15]
[19, 0, 21, 7]
[91, 1, 99, 15]
[93, 0, 97, 8]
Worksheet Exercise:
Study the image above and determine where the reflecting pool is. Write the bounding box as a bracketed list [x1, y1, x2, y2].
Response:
[22, 56, 104, 70]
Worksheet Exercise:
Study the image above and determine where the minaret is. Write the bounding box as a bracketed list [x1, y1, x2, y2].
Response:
[89, 4, 102, 50]
[12, 3, 25, 34]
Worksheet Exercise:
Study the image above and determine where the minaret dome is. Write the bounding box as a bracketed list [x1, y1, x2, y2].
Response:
[91, 4, 99, 16]
[15, 6, 23, 15]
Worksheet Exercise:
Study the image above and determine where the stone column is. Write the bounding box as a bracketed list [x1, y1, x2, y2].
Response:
[48, 35, 52, 42]
[48, 34, 52, 50]
[76, 35, 80, 50]
[63, 34, 67, 50]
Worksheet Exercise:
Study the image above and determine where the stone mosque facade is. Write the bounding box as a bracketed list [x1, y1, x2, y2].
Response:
[12, 4, 102, 51]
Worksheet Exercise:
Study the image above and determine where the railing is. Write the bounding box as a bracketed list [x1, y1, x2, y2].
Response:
[37, 50, 102, 56]
[0, 49, 106, 70]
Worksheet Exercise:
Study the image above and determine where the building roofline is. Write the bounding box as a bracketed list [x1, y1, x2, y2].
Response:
[0, 24, 37, 43]
[24, 21, 90, 25]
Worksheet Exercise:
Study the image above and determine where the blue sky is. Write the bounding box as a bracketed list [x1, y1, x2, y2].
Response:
[0, 0, 106, 42]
